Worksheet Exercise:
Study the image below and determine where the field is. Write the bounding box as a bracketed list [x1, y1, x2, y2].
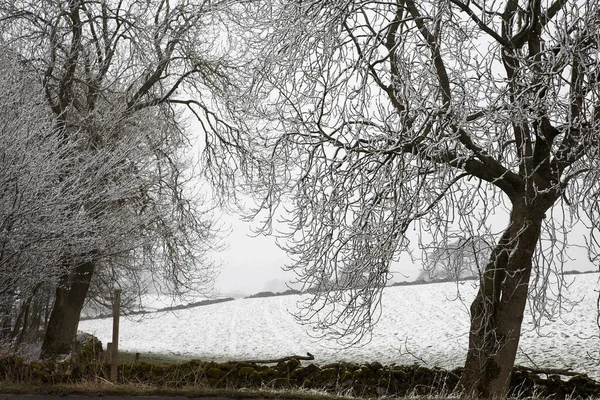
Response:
[79, 272, 600, 379]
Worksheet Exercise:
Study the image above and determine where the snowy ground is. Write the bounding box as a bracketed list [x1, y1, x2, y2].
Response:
[79, 273, 600, 378]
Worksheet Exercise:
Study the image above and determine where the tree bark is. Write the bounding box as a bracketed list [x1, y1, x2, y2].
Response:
[0, 302, 13, 343]
[459, 201, 546, 399]
[40, 260, 94, 360]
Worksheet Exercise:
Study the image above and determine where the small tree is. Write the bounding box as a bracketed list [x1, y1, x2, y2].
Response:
[419, 235, 493, 282]
[212, 0, 600, 397]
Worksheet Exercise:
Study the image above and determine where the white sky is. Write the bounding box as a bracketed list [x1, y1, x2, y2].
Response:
[214, 213, 293, 296]
[212, 207, 597, 297]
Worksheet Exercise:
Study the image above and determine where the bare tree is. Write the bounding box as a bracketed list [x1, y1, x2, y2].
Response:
[212, 0, 600, 397]
[0, 0, 237, 358]
[419, 235, 493, 282]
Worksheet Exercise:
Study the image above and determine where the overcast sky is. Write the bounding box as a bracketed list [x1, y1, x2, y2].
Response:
[212, 207, 597, 297]
[214, 213, 293, 296]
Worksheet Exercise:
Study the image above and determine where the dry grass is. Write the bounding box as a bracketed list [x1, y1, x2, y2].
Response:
[0, 381, 358, 400]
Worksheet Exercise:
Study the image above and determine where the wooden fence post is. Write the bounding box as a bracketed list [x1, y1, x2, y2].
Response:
[110, 289, 121, 382]
[71, 339, 79, 368]
[106, 342, 112, 363]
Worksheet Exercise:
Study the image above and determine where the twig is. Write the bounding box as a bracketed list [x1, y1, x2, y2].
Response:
[519, 347, 540, 369]
[227, 352, 314, 364]
[95, 375, 115, 385]
[516, 365, 588, 378]
[397, 337, 429, 366]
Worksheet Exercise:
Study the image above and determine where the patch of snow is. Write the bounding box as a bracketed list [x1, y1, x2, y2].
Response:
[79, 273, 600, 378]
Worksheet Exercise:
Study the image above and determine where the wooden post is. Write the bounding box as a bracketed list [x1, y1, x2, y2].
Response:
[71, 340, 79, 368]
[110, 289, 121, 382]
[135, 352, 140, 364]
[106, 342, 112, 363]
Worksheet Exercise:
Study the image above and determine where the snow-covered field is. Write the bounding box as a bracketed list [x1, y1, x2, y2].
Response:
[79, 273, 600, 378]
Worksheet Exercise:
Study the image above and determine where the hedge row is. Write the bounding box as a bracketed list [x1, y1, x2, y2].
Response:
[1, 356, 598, 399]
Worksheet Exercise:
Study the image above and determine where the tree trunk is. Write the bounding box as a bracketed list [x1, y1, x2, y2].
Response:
[13, 296, 32, 351]
[0, 304, 12, 343]
[40, 261, 94, 360]
[459, 202, 546, 399]
[28, 294, 44, 340]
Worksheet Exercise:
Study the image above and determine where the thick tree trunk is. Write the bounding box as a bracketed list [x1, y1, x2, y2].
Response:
[40, 261, 94, 360]
[459, 202, 545, 399]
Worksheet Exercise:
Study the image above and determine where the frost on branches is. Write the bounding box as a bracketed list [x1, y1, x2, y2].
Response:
[213, 0, 600, 397]
[0, 0, 242, 359]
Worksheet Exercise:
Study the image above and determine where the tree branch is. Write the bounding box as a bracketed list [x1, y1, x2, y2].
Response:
[447, 0, 510, 46]
[404, 0, 451, 108]
[227, 352, 315, 364]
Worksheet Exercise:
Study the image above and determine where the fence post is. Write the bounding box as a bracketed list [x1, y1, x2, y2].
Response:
[71, 339, 79, 368]
[106, 342, 112, 363]
[110, 289, 121, 382]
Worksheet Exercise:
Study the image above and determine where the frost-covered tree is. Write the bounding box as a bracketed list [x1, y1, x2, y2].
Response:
[0, 0, 237, 358]
[211, 0, 600, 397]
[419, 235, 493, 282]
[0, 48, 68, 348]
